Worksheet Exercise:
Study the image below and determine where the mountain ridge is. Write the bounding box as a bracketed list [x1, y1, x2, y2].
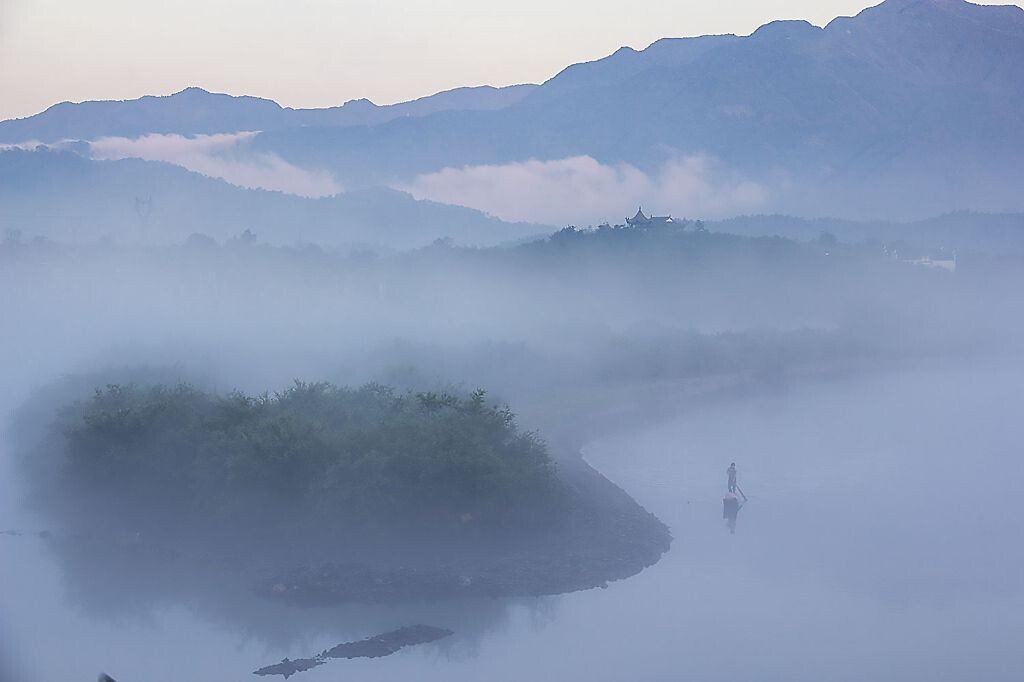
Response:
[0, 84, 537, 144]
[3, 0, 1023, 220]
[247, 0, 1023, 218]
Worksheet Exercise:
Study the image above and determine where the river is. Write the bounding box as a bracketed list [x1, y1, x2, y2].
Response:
[2, 360, 1023, 681]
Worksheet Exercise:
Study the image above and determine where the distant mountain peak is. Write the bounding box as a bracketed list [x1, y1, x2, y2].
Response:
[749, 19, 820, 39]
[341, 98, 379, 110]
[174, 86, 212, 96]
[823, 0, 1024, 41]
[842, 0, 1024, 24]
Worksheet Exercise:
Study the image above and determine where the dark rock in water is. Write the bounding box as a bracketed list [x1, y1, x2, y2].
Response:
[321, 625, 453, 659]
[0, 529, 22, 536]
[322, 634, 396, 659]
[252, 625, 451, 677]
[252, 657, 323, 678]
[98, 674, 118, 682]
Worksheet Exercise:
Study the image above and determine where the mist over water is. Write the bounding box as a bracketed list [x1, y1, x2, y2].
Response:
[3, 356, 1022, 681]
[2, 196, 1023, 682]
[3, 2, 1024, 680]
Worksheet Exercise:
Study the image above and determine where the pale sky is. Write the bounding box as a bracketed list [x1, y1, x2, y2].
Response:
[1, 0, 1021, 120]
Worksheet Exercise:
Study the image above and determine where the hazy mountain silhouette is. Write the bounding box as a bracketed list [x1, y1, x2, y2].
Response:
[0, 85, 536, 144]
[250, 0, 1024, 218]
[0, 149, 542, 248]
[3, 0, 1022, 221]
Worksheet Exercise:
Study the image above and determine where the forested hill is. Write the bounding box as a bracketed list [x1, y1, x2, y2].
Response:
[0, 149, 544, 248]
[711, 212, 1024, 256]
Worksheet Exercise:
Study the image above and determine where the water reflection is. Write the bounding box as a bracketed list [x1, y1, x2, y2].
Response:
[722, 493, 744, 534]
[0, 523, 562, 681]
[41, 529, 547, 654]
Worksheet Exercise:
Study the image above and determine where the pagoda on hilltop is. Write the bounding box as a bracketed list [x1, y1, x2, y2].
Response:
[625, 207, 674, 227]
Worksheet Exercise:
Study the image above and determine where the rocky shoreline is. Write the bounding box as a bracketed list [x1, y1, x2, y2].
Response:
[257, 452, 671, 605]
[4, 450, 672, 608]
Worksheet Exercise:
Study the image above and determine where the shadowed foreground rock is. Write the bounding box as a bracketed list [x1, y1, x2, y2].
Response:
[252, 657, 323, 679]
[321, 624, 453, 659]
[253, 625, 453, 678]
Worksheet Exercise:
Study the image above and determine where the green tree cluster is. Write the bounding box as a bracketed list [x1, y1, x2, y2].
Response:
[54, 382, 561, 536]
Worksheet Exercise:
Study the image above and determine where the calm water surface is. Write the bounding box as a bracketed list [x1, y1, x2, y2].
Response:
[2, 362, 1022, 681]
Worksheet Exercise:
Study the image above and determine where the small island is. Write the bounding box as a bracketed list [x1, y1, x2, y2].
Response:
[28, 380, 670, 603]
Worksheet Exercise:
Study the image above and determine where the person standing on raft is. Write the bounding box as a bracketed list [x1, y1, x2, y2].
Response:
[727, 462, 738, 493]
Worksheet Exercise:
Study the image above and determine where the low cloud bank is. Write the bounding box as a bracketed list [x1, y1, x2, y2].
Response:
[404, 155, 769, 225]
[0, 140, 44, 151]
[88, 132, 342, 198]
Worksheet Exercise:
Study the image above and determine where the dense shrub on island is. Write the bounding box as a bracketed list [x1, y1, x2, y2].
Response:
[43, 382, 563, 541]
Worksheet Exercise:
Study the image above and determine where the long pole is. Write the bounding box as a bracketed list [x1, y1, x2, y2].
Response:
[735, 484, 748, 502]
